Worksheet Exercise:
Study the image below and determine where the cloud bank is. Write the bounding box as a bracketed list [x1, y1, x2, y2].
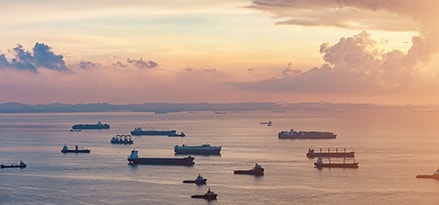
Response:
[236, 0, 439, 96]
[0, 43, 69, 72]
[234, 30, 436, 94]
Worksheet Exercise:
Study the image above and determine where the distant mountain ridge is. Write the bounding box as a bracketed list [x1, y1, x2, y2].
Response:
[0, 102, 419, 113]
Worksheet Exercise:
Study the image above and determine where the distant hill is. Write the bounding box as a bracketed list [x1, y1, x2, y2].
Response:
[0, 102, 419, 113]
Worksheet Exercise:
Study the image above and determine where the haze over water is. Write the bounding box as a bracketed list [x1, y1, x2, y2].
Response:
[1, 109, 439, 204]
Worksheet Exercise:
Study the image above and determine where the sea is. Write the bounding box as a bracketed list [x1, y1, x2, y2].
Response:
[1, 109, 439, 205]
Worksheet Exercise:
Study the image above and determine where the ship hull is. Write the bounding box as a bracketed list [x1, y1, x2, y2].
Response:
[61, 150, 90, 153]
[234, 169, 264, 176]
[416, 175, 439, 179]
[314, 162, 359, 168]
[191, 194, 217, 200]
[183, 179, 207, 185]
[128, 157, 194, 166]
[174, 145, 221, 155]
[307, 152, 355, 158]
[1, 165, 26, 168]
[131, 130, 177, 136]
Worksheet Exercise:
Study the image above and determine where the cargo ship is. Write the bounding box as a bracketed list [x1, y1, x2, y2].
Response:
[174, 144, 221, 155]
[127, 149, 194, 166]
[234, 163, 264, 176]
[306, 148, 354, 158]
[314, 157, 358, 168]
[1, 161, 27, 169]
[61, 145, 90, 153]
[110, 135, 133, 144]
[278, 129, 336, 139]
[71, 121, 110, 130]
[130, 127, 185, 137]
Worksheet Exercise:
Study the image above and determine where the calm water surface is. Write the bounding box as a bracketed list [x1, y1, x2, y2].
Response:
[1, 110, 439, 205]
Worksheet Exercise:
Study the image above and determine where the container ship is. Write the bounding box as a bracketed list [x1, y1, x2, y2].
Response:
[130, 127, 185, 137]
[71, 121, 110, 130]
[127, 149, 194, 166]
[278, 129, 336, 139]
[174, 144, 221, 155]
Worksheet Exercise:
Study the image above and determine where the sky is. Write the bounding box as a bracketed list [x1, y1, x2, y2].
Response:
[0, 0, 438, 105]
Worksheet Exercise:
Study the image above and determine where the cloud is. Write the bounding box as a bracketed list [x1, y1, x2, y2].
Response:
[238, 1, 439, 96]
[113, 61, 127, 68]
[250, 0, 434, 31]
[234, 31, 429, 93]
[79, 61, 98, 69]
[0, 43, 69, 72]
[127, 58, 159, 69]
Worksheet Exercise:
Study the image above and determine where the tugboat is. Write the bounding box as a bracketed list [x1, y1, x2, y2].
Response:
[1, 160, 27, 169]
[127, 149, 194, 166]
[306, 147, 355, 158]
[416, 168, 439, 179]
[191, 188, 217, 200]
[61, 145, 91, 153]
[314, 157, 359, 168]
[260, 121, 272, 126]
[110, 135, 133, 144]
[183, 174, 207, 185]
[234, 163, 264, 176]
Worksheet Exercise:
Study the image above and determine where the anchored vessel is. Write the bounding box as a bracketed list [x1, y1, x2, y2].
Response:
[260, 121, 272, 126]
[416, 168, 439, 179]
[71, 121, 110, 130]
[61, 145, 90, 153]
[314, 157, 359, 168]
[110, 135, 133, 144]
[183, 174, 207, 185]
[306, 148, 355, 158]
[127, 149, 194, 166]
[191, 188, 217, 200]
[278, 129, 336, 139]
[234, 163, 264, 176]
[174, 144, 221, 155]
[1, 161, 27, 169]
[130, 127, 185, 137]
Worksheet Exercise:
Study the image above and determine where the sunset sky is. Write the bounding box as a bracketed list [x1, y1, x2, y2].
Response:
[1, 0, 438, 105]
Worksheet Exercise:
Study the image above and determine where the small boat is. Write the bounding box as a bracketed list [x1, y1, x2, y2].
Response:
[1, 160, 27, 169]
[191, 188, 217, 200]
[61, 145, 90, 153]
[110, 135, 133, 144]
[183, 174, 207, 185]
[234, 163, 264, 176]
[416, 168, 439, 179]
[260, 121, 272, 126]
[314, 157, 359, 168]
[72, 121, 110, 130]
[127, 149, 194, 166]
[306, 147, 355, 158]
[174, 144, 221, 155]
